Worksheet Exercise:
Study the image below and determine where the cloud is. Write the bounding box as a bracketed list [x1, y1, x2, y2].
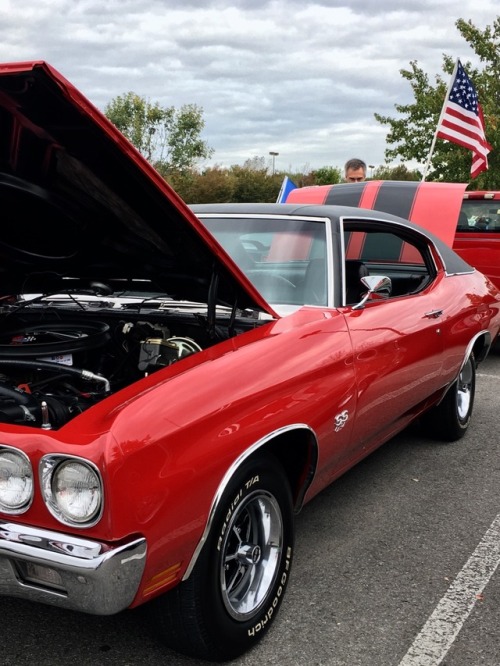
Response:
[0, 0, 496, 173]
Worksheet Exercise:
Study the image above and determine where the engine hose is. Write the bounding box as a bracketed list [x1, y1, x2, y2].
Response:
[0, 404, 37, 423]
[0, 358, 111, 393]
[0, 382, 36, 405]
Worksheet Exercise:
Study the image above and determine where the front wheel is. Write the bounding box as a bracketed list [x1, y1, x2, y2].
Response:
[151, 453, 295, 661]
[422, 352, 476, 441]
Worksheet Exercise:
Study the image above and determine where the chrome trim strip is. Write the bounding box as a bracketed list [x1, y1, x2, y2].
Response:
[464, 330, 491, 368]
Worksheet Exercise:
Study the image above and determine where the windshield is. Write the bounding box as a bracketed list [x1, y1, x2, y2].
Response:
[200, 215, 328, 307]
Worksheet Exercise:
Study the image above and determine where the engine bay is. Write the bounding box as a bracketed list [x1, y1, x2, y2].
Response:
[0, 299, 257, 430]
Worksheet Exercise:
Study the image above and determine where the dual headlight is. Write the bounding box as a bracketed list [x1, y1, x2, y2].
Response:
[0, 448, 33, 512]
[0, 447, 102, 527]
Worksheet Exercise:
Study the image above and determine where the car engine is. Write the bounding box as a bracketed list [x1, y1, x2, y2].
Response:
[0, 303, 243, 430]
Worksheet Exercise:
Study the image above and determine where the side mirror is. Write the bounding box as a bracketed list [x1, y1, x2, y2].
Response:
[352, 275, 392, 310]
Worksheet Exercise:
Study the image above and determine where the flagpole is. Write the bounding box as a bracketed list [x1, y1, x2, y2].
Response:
[421, 58, 459, 182]
[421, 133, 439, 182]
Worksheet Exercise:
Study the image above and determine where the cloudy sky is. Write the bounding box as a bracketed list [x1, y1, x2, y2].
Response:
[0, 0, 497, 174]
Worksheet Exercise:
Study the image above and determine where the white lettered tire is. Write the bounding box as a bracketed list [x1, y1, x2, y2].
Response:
[151, 453, 295, 661]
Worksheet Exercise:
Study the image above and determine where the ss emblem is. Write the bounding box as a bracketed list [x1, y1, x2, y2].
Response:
[334, 410, 349, 432]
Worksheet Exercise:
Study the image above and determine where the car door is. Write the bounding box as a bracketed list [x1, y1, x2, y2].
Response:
[341, 223, 445, 458]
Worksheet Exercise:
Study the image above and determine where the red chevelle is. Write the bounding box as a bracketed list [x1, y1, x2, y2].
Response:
[0, 62, 500, 662]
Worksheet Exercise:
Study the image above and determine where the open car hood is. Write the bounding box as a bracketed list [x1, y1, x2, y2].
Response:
[286, 180, 467, 247]
[0, 61, 273, 314]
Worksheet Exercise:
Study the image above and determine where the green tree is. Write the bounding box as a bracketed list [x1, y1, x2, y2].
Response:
[230, 164, 279, 203]
[373, 164, 420, 181]
[312, 166, 342, 185]
[168, 166, 238, 204]
[374, 17, 500, 189]
[104, 92, 213, 173]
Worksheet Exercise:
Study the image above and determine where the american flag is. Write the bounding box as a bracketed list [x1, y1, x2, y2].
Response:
[436, 59, 492, 178]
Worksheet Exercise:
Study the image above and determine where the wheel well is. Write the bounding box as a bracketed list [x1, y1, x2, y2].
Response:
[260, 427, 318, 512]
[182, 426, 318, 583]
[472, 332, 491, 365]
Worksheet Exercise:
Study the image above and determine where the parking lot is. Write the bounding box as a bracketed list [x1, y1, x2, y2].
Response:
[2, 348, 500, 666]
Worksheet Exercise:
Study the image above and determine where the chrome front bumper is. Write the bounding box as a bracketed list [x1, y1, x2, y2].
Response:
[0, 520, 147, 615]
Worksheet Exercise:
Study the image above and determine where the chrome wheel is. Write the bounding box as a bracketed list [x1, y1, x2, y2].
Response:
[153, 454, 294, 661]
[420, 351, 476, 441]
[220, 490, 283, 620]
[456, 356, 474, 421]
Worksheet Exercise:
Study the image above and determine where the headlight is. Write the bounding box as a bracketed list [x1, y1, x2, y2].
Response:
[0, 447, 33, 513]
[40, 455, 103, 526]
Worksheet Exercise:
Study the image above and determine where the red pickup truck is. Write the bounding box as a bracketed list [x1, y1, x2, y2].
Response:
[286, 181, 500, 289]
[454, 190, 500, 289]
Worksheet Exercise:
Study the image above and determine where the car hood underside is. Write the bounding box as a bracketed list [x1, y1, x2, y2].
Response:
[0, 61, 268, 313]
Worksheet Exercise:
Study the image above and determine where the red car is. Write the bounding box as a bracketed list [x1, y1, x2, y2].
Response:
[286, 181, 500, 289]
[0, 61, 499, 662]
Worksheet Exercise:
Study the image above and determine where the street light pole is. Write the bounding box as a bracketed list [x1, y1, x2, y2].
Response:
[269, 151, 279, 175]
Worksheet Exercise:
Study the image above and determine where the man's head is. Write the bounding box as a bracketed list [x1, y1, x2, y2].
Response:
[344, 158, 367, 183]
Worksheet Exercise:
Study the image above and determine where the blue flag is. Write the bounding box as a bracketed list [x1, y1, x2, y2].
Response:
[276, 176, 297, 203]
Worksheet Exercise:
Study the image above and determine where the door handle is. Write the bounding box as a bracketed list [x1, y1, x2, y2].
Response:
[424, 309, 443, 319]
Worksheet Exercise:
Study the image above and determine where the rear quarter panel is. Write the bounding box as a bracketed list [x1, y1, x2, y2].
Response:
[436, 269, 500, 374]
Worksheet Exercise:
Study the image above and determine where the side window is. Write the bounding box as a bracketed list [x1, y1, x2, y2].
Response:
[344, 227, 432, 302]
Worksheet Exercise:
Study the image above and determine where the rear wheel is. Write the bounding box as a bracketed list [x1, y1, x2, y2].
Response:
[422, 352, 476, 441]
[151, 453, 294, 661]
